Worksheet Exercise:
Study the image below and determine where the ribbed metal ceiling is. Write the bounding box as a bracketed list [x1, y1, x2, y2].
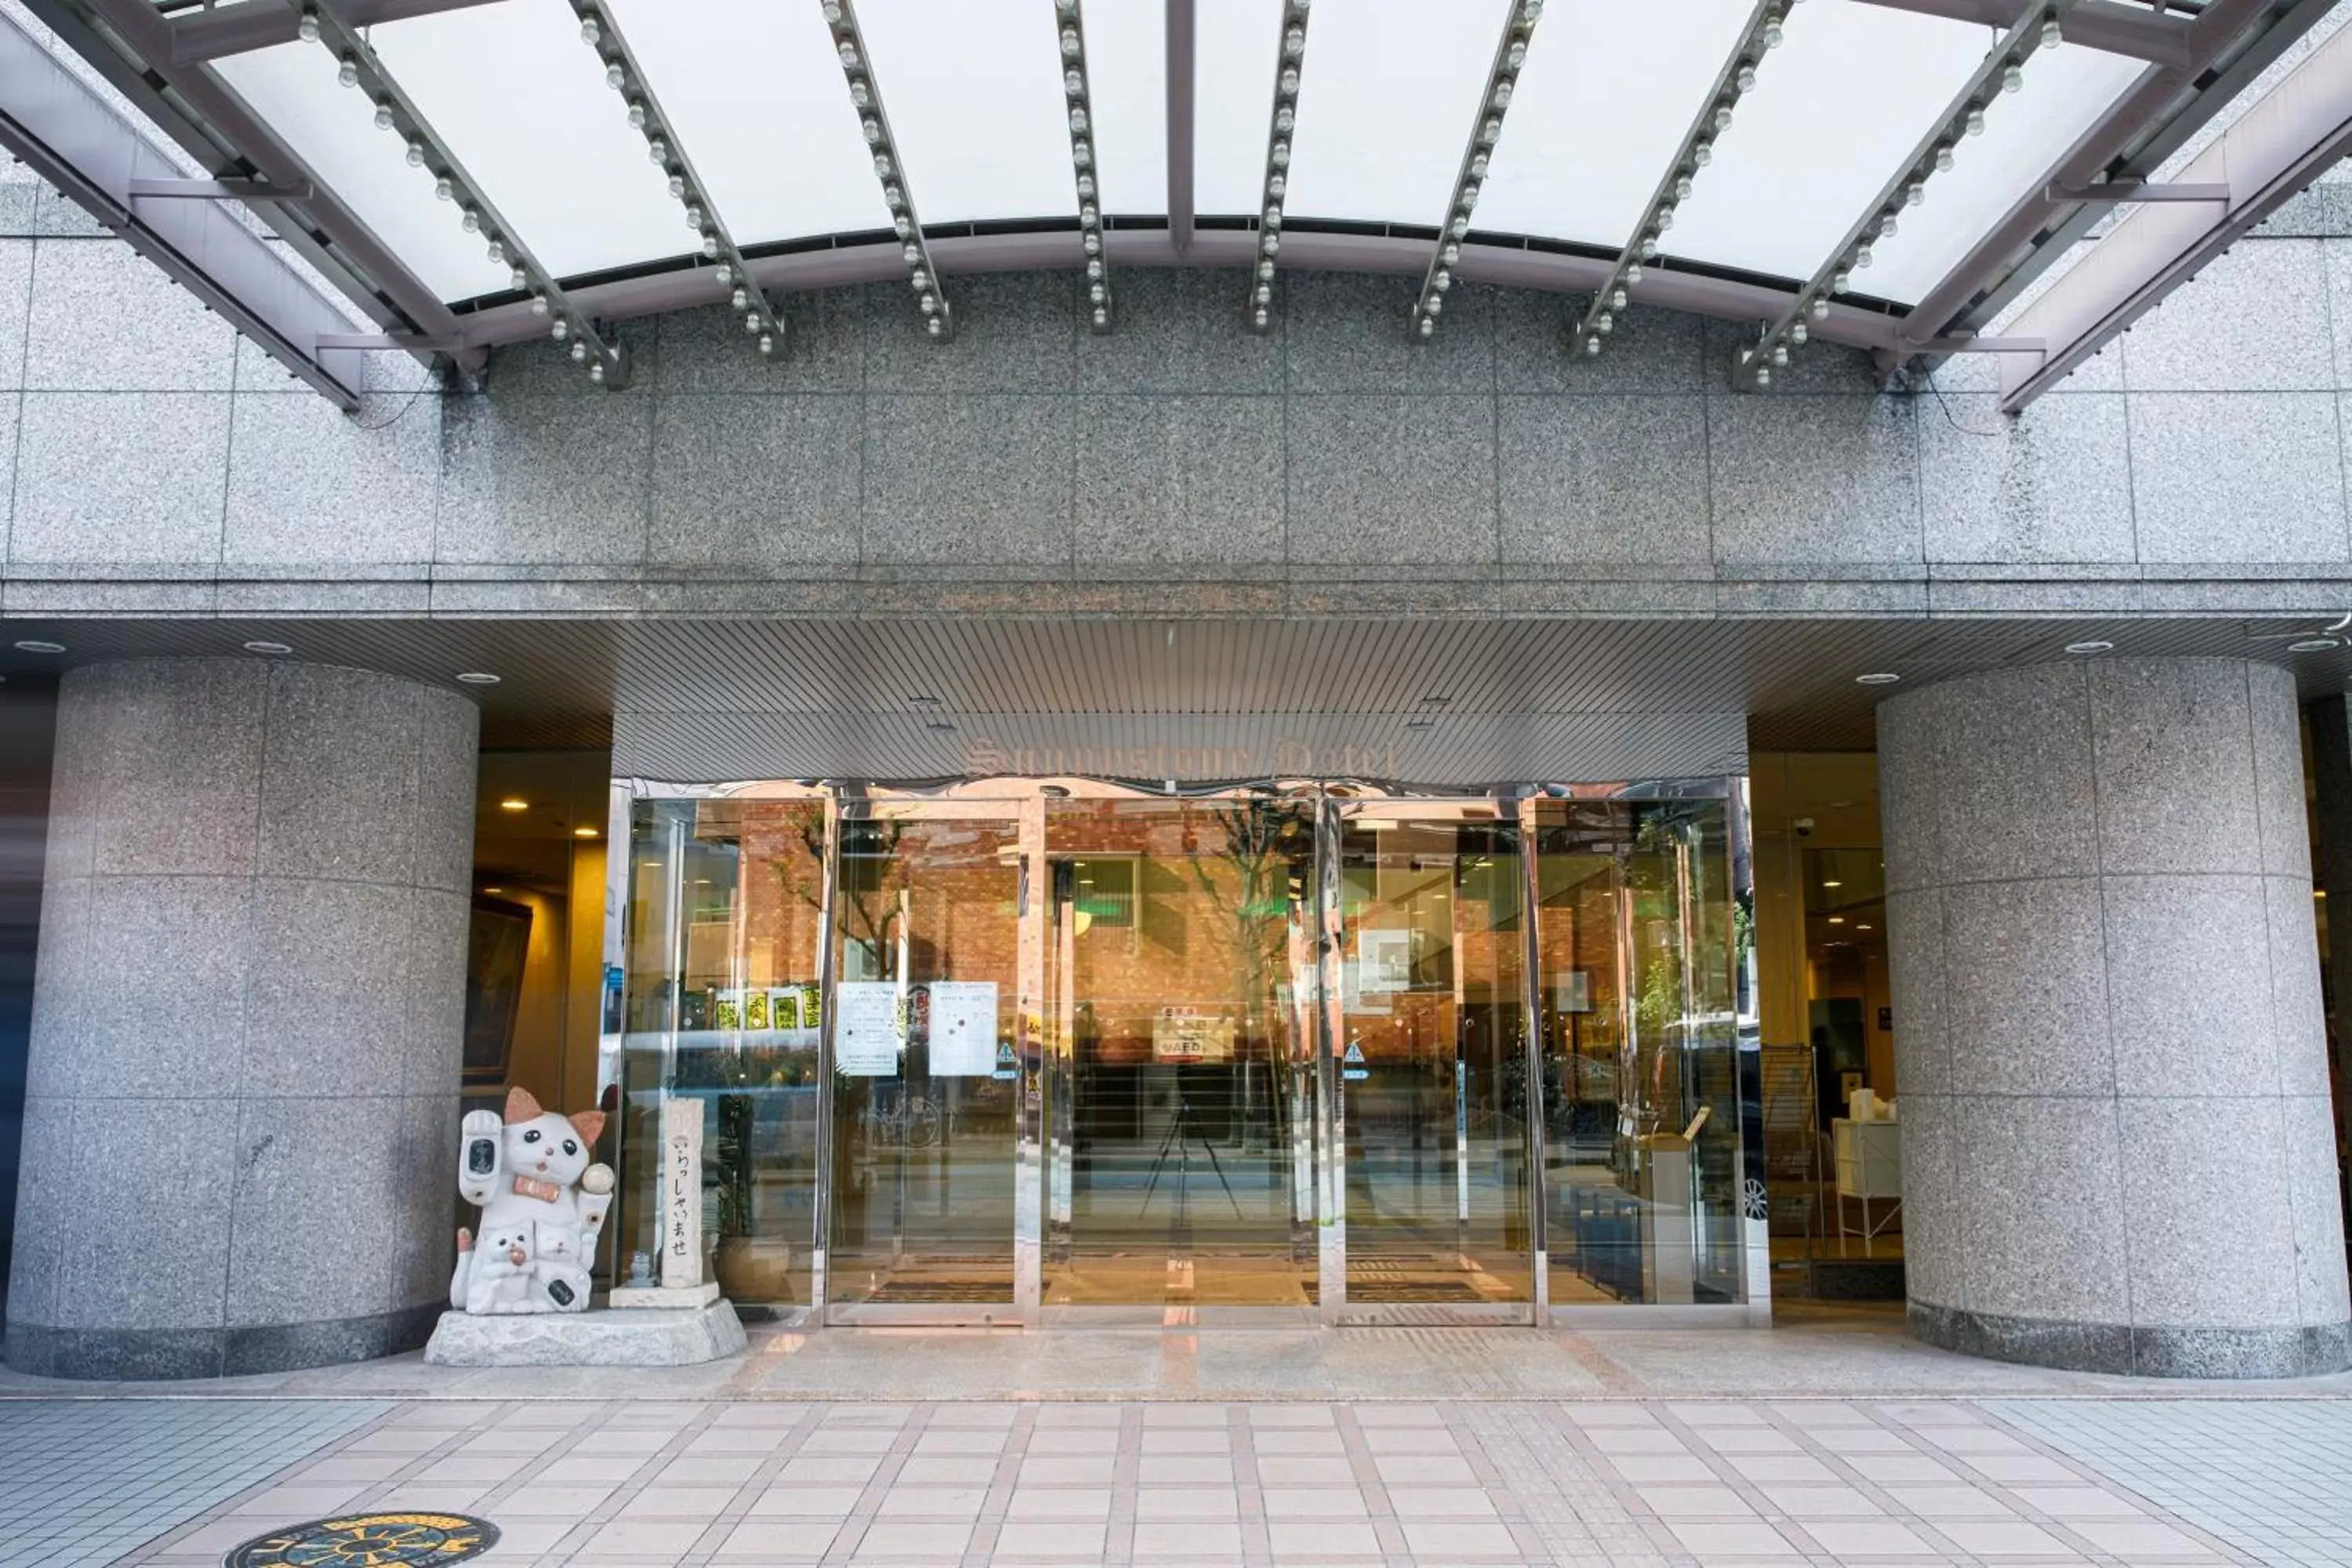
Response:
[0, 615, 2337, 782]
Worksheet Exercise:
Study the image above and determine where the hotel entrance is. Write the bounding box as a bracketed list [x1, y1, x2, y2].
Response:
[610, 779, 1756, 1327]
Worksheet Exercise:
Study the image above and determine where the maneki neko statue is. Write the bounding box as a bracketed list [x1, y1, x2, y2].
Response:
[451, 1087, 614, 1316]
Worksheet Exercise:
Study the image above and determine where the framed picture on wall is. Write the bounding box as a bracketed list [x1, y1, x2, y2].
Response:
[463, 897, 532, 1086]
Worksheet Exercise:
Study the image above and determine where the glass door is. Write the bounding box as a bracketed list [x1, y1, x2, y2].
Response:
[1532, 795, 1744, 1308]
[1040, 793, 1318, 1320]
[1328, 800, 1534, 1319]
[824, 799, 1027, 1322]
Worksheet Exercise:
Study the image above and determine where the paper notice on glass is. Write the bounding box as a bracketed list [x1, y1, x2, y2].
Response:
[835, 982, 905, 1076]
[927, 981, 999, 1076]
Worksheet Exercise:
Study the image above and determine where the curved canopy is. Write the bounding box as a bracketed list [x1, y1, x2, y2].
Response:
[208, 0, 2144, 306]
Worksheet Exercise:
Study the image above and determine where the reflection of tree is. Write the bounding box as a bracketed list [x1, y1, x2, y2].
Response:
[773, 812, 906, 971]
[1182, 797, 1315, 1048]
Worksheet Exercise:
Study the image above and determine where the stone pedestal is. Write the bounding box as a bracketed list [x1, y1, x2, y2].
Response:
[2, 659, 478, 1380]
[422, 1301, 746, 1367]
[1878, 658, 2352, 1377]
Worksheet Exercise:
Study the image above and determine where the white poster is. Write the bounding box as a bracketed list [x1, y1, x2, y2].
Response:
[836, 982, 905, 1076]
[927, 981, 999, 1076]
[1359, 929, 1413, 993]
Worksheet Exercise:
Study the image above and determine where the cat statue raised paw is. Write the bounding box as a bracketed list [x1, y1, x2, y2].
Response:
[449, 1086, 614, 1315]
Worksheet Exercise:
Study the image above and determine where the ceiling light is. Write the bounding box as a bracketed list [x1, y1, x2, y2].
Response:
[1855, 672, 1900, 685]
[456, 671, 501, 685]
[1823, 880, 1842, 888]
[241, 640, 292, 655]
[2064, 640, 2114, 655]
[1857, 924, 1874, 931]
[1577, 4, 1785, 360]
[1248, 0, 1312, 332]
[13, 640, 64, 654]
[574, 826, 599, 839]
[1828, 916, 1846, 925]
[482, 885, 503, 895]
[499, 797, 530, 812]
[1415, 0, 1543, 343]
[2289, 638, 2341, 653]
[1737, 4, 2056, 389]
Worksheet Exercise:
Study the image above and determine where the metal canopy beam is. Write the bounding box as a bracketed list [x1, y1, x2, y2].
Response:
[63, 0, 468, 358]
[1900, 0, 2328, 364]
[438, 226, 1915, 361]
[1167, 0, 1195, 253]
[823, 0, 953, 339]
[1849, 0, 2194, 67]
[1409, 0, 1542, 342]
[1997, 13, 2352, 411]
[301, 0, 626, 384]
[167, 0, 504, 64]
[573, 0, 786, 358]
[0, 6, 365, 408]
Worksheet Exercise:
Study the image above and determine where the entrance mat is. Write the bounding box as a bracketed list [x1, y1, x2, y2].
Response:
[227, 1512, 498, 1566]
[862, 1279, 1017, 1304]
[1343, 1278, 1497, 1304]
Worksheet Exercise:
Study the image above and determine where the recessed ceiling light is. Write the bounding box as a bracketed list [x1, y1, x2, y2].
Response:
[1857, 924, 1875, 931]
[1419, 695, 1451, 707]
[499, 797, 529, 812]
[1828, 916, 1846, 925]
[2064, 640, 2114, 655]
[242, 640, 293, 655]
[13, 640, 64, 655]
[1823, 880, 1843, 888]
[1403, 719, 1436, 731]
[908, 694, 940, 707]
[1855, 672, 1900, 686]
[925, 720, 958, 732]
[456, 671, 500, 685]
[2289, 638, 2341, 653]
[482, 885, 503, 895]
[574, 826, 598, 838]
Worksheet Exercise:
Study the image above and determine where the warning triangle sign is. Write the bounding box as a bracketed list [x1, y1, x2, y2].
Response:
[996, 1041, 1016, 1068]
[1343, 1043, 1366, 1064]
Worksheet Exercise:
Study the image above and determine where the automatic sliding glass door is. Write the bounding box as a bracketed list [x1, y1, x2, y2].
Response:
[824, 801, 1025, 1322]
[1328, 801, 1534, 1319]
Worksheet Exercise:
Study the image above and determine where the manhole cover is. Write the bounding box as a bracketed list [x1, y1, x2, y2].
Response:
[223, 1512, 499, 1566]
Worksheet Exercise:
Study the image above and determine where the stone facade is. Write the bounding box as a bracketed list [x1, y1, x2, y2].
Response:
[1878, 658, 2351, 1377]
[2, 659, 478, 1378]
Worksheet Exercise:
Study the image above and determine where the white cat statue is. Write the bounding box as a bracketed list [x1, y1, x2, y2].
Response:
[450, 1086, 615, 1315]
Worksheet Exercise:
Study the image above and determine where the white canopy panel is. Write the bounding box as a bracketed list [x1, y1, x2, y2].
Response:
[201, 0, 2157, 317]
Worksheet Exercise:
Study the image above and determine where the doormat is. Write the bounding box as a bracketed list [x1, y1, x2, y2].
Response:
[1343, 1279, 1494, 1304]
[225, 1512, 498, 1566]
[864, 1279, 1017, 1304]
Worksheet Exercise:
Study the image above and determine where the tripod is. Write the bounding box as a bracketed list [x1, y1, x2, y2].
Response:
[1140, 1087, 1243, 1221]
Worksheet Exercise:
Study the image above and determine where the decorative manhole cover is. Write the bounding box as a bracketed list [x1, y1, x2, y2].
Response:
[223, 1512, 498, 1566]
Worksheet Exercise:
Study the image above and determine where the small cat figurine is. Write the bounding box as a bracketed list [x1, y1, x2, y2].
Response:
[449, 1087, 614, 1315]
[462, 1224, 539, 1315]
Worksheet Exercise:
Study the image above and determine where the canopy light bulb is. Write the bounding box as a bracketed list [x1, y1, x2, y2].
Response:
[928, 318, 946, 336]
[1965, 107, 1987, 136]
[1418, 315, 1436, 338]
[1275, 106, 1295, 133]
[1584, 335, 1602, 357]
[1936, 144, 1956, 172]
[1432, 269, 1452, 292]
[1478, 117, 1501, 147]
[733, 286, 751, 310]
[372, 103, 395, 132]
[1595, 311, 1613, 335]
[1088, 258, 1105, 280]
[1439, 242, 1460, 266]
[920, 292, 938, 315]
[647, 140, 669, 166]
[1073, 140, 1092, 168]
[1691, 140, 1713, 168]
[1906, 180, 1926, 206]
[1789, 320, 1808, 345]
[700, 236, 719, 259]
[1812, 296, 1832, 319]
[684, 205, 705, 230]
[745, 311, 760, 332]
[822, 1, 843, 21]
[1853, 242, 1873, 268]
[627, 102, 648, 130]
[1736, 64, 1757, 92]
[714, 263, 733, 285]
[1062, 27, 1082, 58]
[1754, 365, 1772, 387]
[433, 176, 454, 201]
[338, 55, 359, 88]
[1254, 308, 1270, 330]
[1261, 233, 1279, 258]
[1268, 172, 1287, 199]
[1878, 212, 1898, 238]
[589, 359, 606, 383]
[2042, 16, 2063, 49]
[894, 215, 913, 239]
[1279, 67, 1300, 95]
[667, 175, 686, 199]
[1673, 175, 1693, 201]
[1770, 343, 1788, 366]
[296, 7, 321, 44]
[1065, 69, 1084, 96]
[1425, 293, 1443, 316]
[871, 152, 892, 177]
[1469, 153, 1490, 180]
[531, 293, 550, 315]
[579, 17, 600, 45]
[1507, 42, 1526, 70]
[508, 264, 525, 289]
[1271, 140, 1291, 169]
[2002, 64, 2024, 93]
[1283, 25, 1305, 57]
[406, 140, 426, 166]
[1069, 107, 1089, 134]
[884, 184, 904, 209]
[550, 317, 570, 340]
[850, 79, 873, 109]
[759, 333, 775, 355]
[1092, 307, 1109, 328]
[1712, 104, 1734, 133]
[1258, 259, 1276, 280]
[485, 240, 505, 264]
[1624, 260, 1642, 285]
[1762, 20, 1783, 47]
[837, 42, 859, 71]
[1490, 78, 1512, 109]
[1610, 286, 1627, 310]
[569, 339, 588, 363]
[910, 269, 930, 290]
[461, 207, 481, 233]
[1083, 230, 1100, 256]
[604, 63, 626, 90]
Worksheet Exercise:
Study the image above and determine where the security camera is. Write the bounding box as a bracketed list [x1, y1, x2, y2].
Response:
[1793, 817, 1816, 837]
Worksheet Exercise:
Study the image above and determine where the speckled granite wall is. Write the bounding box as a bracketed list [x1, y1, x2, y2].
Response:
[1879, 657, 2351, 1377]
[0, 658, 477, 1379]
